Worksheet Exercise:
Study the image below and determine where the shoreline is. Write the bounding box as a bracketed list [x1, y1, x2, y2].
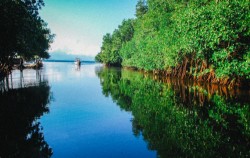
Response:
[107, 64, 250, 89]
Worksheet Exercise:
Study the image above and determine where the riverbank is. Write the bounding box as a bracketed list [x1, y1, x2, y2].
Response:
[96, 0, 250, 89]
[114, 64, 250, 89]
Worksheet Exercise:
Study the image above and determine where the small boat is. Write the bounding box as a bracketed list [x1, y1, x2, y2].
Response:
[23, 60, 43, 69]
[12, 58, 43, 69]
[75, 58, 81, 66]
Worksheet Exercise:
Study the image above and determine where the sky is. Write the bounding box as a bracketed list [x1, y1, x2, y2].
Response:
[40, 0, 137, 59]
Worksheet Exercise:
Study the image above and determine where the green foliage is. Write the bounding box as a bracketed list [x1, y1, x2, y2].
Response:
[95, 19, 134, 66]
[135, 0, 148, 18]
[174, 0, 250, 78]
[96, 0, 250, 83]
[0, 0, 54, 67]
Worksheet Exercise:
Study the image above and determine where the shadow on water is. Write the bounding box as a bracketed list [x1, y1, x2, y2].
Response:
[95, 66, 250, 158]
[0, 69, 53, 158]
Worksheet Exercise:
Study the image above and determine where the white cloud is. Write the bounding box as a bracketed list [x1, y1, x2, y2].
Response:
[49, 33, 101, 57]
[40, 0, 138, 59]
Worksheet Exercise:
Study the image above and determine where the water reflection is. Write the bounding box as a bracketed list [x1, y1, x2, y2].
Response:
[75, 63, 81, 71]
[96, 67, 250, 158]
[0, 69, 48, 91]
[0, 70, 52, 157]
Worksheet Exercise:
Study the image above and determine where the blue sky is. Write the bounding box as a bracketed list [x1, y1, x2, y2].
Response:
[40, 0, 137, 59]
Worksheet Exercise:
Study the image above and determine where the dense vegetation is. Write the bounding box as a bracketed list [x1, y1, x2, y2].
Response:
[96, 66, 250, 157]
[95, 0, 250, 87]
[0, 0, 54, 77]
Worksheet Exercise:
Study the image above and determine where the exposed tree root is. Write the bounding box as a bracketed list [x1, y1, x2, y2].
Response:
[152, 57, 249, 89]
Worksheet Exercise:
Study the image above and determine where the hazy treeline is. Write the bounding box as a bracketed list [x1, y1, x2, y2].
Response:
[95, 0, 250, 87]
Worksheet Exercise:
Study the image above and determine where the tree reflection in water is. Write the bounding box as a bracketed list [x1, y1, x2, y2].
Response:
[0, 70, 52, 158]
[96, 67, 250, 158]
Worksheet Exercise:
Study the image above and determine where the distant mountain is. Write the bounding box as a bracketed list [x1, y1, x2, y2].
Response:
[47, 52, 95, 61]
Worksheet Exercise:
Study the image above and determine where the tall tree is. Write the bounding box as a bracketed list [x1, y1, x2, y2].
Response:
[135, 0, 148, 18]
[0, 0, 54, 76]
[96, 19, 134, 66]
[96, 0, 250, 87]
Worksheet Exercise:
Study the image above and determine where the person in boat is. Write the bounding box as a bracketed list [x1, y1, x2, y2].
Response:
[75, 58, 81, 66]
[78, 59, 81, 66]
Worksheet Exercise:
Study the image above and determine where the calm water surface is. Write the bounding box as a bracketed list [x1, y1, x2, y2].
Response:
[0, 62, 249, 158]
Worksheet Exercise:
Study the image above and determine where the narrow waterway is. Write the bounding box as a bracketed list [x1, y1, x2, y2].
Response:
[0, 62, 249, 158]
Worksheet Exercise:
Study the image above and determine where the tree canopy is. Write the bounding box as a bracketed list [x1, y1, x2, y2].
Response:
[0, 0, 54, 76]
[95, 19, 135, 66]
[95, 0, 250, 87]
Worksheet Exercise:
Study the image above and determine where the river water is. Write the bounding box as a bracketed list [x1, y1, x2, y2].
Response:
[0, 62, 249, 158]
